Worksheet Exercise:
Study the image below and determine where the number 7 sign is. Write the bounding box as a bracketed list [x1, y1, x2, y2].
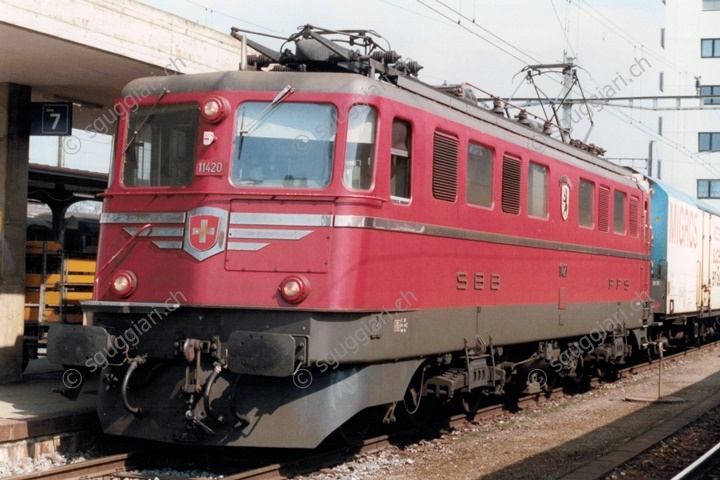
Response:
[30, 102, 72, 136]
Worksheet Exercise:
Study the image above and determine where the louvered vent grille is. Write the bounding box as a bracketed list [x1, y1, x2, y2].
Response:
[432, 132, 458, 202]
[630, 197, 639, 236]
[502, 156, 522, 214]
[599, 186, 610, 232]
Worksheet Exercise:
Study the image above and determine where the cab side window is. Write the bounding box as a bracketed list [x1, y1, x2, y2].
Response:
[344, 105, 378, 190]
[390, 119, 411, 202]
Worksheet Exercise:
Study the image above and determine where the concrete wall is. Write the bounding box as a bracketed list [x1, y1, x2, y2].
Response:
[1, 0, 244, 76]
[0, 83, 30, 384]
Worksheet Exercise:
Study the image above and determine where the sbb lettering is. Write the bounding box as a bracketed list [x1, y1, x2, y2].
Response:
[457, 272, 501, 291]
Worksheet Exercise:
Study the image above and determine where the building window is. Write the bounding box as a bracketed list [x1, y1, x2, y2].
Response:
[527, 162, 548, 218]
[658, 116, 663, 136]
[660, 28, 665, 48]
[703, 0, 720, 10]
[390, 119, 411, 202]
[699, 132, 720, 152]
[701, 39, 720, 57]
[700, 85, 720, 104]
[698, 179, 720, 198]
[579, 179, 594, 228]
[466, 142, 493, 207]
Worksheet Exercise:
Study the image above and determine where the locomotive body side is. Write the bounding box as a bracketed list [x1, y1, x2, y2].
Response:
[48, 70, 653, 448]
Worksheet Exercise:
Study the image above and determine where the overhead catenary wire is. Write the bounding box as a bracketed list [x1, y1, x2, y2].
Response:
[573, 0, 689, 79]
[171, 0, 718, 181]
[415, 0, 538, 67]
[417, 0, 720, 180]
[550, 0, 577, 60]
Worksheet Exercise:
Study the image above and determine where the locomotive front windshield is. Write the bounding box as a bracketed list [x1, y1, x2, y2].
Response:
[232, 102, 336, 188]
[122, 104, 199, 187]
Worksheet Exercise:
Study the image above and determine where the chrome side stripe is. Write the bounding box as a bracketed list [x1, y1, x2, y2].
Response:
[228, 228, 313, 240]
[334, 215, 426, 234]
[334, 215, 647, 261]
[102, 212, 186, 224]
[229, 213, 332, 227]
[105, 211, 643, 261]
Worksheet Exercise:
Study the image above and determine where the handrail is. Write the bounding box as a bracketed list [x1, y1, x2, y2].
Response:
[96, 223, 152, 279]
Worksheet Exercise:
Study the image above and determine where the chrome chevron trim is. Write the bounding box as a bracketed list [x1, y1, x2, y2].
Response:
[152, 240, 183, 249]
[227, 242, 269, 251]
[123, 227, 184, 237]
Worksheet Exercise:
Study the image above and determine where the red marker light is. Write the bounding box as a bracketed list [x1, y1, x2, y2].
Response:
[201, 96, 229, 123]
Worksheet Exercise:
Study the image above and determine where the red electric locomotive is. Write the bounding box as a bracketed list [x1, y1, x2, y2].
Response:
[49, 26, 653, 448]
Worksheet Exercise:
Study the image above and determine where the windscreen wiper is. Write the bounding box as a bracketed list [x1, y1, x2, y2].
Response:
[239, 85, 295, 136]
[121, 88, 169, 156]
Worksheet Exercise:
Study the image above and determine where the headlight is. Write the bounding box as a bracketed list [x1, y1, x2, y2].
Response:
[278, 275, 310, 304]
[111, 270, 137, 298]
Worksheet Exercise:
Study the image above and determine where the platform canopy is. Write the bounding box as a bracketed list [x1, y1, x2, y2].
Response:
[0, 0, 247, 384]
[0, 0, 245, 123]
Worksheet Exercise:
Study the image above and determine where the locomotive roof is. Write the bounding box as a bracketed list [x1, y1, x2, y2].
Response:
[122, 70, 377, 97]
[122, 69, 644, 193]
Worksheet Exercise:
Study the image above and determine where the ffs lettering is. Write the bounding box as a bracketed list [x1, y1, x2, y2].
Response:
[608, 278, 630, 290]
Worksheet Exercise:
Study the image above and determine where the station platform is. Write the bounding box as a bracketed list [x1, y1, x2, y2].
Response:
[0, 359, 100, 461]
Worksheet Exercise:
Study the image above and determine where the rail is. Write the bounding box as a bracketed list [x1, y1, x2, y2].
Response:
[8, 453, 136, 480]
[671, 439, 720, 480]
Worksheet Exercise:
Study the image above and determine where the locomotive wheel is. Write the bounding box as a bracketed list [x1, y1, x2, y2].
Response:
[337, 407, 378, 446]
[596, 363, 618, 382]
[401, 365, 438, 428]
[570, 356, 587, 385]
[460, 390, 483, 414]
[540, 370, 557, 393]
[403, 384, 436, 428]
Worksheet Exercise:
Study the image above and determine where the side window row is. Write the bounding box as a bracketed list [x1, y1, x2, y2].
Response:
[579, 179, 639, 236]
[386, 120, 638, 237]
[498, 155, 549, 218]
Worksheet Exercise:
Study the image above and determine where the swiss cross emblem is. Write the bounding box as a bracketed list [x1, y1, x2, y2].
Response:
[183, 207, 227, 261]
[189, 215, 219, 251]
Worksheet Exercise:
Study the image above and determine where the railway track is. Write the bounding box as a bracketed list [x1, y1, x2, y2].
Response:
[7, 452, 144, 480]
[8, 341, 716, 480]
[671, 439, 720, 479]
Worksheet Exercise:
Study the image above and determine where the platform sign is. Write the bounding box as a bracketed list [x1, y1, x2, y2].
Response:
[30, 102, 72, 136]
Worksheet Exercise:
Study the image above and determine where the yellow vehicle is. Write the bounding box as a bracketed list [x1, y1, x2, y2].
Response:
[23, 214, 98, 370]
